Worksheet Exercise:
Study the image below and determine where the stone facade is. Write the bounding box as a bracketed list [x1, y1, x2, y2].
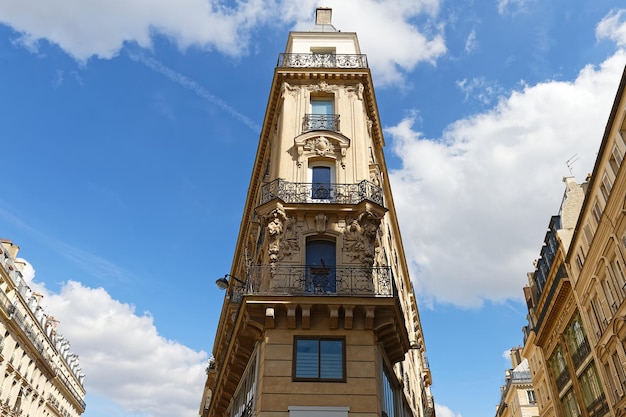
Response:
[522, 66, 626, 417]
[199, 8, 434, 417]
[0, 240, 86, 417]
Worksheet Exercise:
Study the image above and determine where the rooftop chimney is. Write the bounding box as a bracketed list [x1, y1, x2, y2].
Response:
[315, 8, 332, 25]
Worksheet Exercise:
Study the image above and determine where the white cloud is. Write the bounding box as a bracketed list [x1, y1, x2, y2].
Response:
[596, 9, 626, 47]
[0, 0, 446, 87]
[387, 50, 626, 307]
[0, 0, 277, 61]
[456, 77, 505, 105]
[464, 29, 478, 54]
[29, 277, 207, 417]
[310, 0, 446, 85]
[497, 0, 532, 15]
[435, 403, 463, 417]
[502, 349, 512, 361]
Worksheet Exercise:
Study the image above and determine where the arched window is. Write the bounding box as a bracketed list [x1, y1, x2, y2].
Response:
[306, 237, 336, 293]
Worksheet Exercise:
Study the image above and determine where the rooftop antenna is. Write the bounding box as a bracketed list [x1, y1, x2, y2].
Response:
[566, 153, 579, 176]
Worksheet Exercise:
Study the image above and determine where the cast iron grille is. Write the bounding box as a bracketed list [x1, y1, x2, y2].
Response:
[571, 338, 591, 369]
[277, 53, 368, 68]
[556, 367, 571, 392]
[303, 114, 340, 132]
[245, 265, 393, 297]
[260, 179, 383, 206]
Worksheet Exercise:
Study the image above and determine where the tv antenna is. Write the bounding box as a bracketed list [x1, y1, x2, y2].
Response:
[566, 153, 579, 176]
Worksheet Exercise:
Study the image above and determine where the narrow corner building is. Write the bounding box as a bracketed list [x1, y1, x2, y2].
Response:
[200, 8, 434, 417]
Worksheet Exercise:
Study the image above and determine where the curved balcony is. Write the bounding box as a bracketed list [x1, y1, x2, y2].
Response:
[303, 114, 340, 133]
[260, 179, 383, 206]
[242, 265, 393, 297]
[277, 53, 368, 68]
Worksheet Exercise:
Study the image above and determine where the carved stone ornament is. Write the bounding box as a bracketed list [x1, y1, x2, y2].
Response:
[294, 133, 350, 168]
[305, 136, 335, 157]
[279, 216, 300, 261]
[343, 211, 382, 266]
[264, 206, 287, 267]
[346, 83, 364, 100]
[307, 81, 339, 94]
[315, 213, 327, 233]
[281, 82, 299, 98]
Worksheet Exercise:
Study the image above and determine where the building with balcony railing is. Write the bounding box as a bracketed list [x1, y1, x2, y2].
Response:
[563, 65, 626, 417]
[521, 178, 610, 417]
[199, 8, 434, 417]
[496, 348, 538, 417]
[0, 239, 86, 417]
[521, 66, 626, 417]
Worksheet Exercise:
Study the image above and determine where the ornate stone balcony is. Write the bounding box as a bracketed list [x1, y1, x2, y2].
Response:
[242, 264, 393, 297]
[277, 53, 368, 68]
[302, 114, 340, 133]
[260, 179, 383, 206]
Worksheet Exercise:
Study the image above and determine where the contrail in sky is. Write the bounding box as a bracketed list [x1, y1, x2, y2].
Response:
[127, 51, 261, 132]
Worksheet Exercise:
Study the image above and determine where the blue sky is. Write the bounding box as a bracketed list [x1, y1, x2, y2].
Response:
[1, 1, 626, 416]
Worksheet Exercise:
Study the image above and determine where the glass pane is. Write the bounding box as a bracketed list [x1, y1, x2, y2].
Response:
[312, 99, 333, 115]
[306, 239, 336, 293]
[296, 339, 319, 378]
[312, 166, 331, 199]
[320, 340, 343, 379]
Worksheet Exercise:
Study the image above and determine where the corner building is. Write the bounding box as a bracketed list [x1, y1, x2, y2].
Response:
[200, 8, 434, 417]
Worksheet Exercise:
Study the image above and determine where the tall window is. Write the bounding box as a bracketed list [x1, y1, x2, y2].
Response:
[306, 238, 336, 293]
[311, 166, 331, 200]
[561, 389, 581, 417]
[527, 390, 537, 404]
[382, 366, 400, 417]
[579, 363, 605, 415]
[310, 98, 334, 130]
[230, 352, 258, 417]
[293, 337, 345, 381]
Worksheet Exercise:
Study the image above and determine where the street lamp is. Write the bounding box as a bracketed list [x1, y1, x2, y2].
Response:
[215, 274, 246, 290]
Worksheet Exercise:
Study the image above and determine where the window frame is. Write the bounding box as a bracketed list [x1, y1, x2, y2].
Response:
[292, 336, 346, 382]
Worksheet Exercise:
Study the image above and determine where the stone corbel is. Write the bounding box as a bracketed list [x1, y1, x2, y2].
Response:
[301, 304, 312, 329]
[287, 304, 297, 329]
[343, 305, 354, 329]
[329, 305, 339, 329]
[265, 307, 275, 329]
[364, 305, 375, 329]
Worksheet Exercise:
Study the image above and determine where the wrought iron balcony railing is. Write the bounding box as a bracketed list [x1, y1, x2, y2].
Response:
[571, 338, 591, 369]
[277, 53, 368, 68]
[55, 367, 86, 410]
[243, 265, 393, 297]
[303, 113, 340, 132]
[260, 179, 383, 206]
[556, 367, 571, 391]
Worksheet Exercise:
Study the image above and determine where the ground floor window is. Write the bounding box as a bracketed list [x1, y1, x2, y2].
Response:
[293, 337, 345, 381]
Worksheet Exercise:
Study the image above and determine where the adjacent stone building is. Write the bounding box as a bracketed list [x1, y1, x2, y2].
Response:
[199, 8, 434, 417]
[496, 347, 539, 417]
[0, 239, 86, 417]
[522, 66, 626, 417]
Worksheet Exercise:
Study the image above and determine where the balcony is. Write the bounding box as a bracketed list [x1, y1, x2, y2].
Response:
[556, 367, 571, 392]
[243, 265, 393, 297]
[55, 367, 86, 410]
[586, 393, 609, 417]
[260, 179, 383, 206]
[571, 338, 591, 369]
[277, 53, 368, 68]
[302, 114, 340, 133]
